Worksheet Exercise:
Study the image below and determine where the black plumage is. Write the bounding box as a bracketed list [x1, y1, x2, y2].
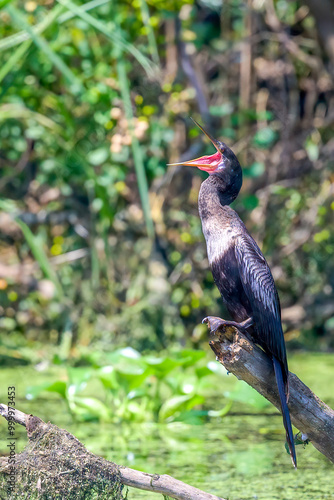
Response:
[199, 174, 288, 374]
[169, 121, 297, 467]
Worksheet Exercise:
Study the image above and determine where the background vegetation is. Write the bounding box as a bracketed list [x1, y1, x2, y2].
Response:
[0, 0, 334, 424]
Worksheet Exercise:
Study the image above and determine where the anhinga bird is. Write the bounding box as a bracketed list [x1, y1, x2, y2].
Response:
[169, 120, 297, 468]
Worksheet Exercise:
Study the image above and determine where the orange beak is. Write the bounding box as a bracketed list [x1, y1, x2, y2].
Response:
[167, 119, 223, 171]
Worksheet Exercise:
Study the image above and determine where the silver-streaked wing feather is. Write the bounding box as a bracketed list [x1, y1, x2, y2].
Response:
[235, 234, 287, 378]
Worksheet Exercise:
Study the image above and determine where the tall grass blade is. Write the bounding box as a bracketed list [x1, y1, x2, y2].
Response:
[0, 3, 64, 52]
[0, 4, 64, 85]
[0, 1, 109, 52]
[140, 0, 160, 66]
[57, 0, 156, 77]
[0, 39, 31, 84]
[0, 0, 13, 9]
[16, 219, 63, 297]
[86, 182, 100, 289]
[116, 57, 154, 239]
[6, 5, 82, 93]
[58, 0, 110, 23]
[0, 104, 67, 147]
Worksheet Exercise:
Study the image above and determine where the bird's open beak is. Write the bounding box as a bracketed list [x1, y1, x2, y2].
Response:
[167, 119, 223, 171]
[190, 118, 222, 151]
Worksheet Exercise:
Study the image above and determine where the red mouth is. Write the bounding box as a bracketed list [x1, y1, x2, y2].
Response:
[167, 119, 223, 173]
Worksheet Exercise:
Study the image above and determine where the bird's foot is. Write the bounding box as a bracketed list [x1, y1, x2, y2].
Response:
[202, 316, 253, 337]
[202, 316, 237, 337]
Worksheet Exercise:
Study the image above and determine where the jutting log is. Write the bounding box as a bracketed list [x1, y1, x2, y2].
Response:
[208, 323, 334, 463]
[0, 404, 224, 500]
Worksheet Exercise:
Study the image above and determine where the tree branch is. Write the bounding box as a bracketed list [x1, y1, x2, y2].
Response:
[302, 0, 334, 67]
[208, 326, 334, 463]
[0, 405, 224, 500]
[120, 467, 222, 500]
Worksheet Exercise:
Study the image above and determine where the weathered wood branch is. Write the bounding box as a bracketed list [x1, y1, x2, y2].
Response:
[208, 326, 334, 463]
[0, 404, 224, 500]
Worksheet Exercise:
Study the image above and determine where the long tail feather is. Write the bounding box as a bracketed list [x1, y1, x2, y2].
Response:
[272, 356, 297, 468]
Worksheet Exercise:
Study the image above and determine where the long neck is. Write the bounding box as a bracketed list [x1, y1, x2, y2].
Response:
[198, 170, 242, 221]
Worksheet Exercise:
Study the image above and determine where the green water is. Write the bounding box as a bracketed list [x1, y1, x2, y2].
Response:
[0, 353, 333, 499]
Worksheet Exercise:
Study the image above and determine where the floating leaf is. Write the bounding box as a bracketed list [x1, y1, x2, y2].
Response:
[174, 349, 206, 367]
[98, 366, 119, 390]
[159, 394, 204, 421]
[26, 381, 67, 400]
[70, 396, 111, 421]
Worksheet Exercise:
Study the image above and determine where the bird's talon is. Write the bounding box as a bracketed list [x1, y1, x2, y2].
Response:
[202, 316, 228, 336]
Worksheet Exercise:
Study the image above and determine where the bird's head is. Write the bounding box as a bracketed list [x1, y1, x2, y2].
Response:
[168, 119, 243, 205]
[168, 119, 241, 176]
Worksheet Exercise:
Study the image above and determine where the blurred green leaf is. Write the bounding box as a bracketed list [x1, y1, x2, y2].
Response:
[174, 349, 206, 366]
[98, 366, 119, 390]
[241, 194, 259, 211]
[208, 401, 233, 418]
[0, 3, 64, 51]
[252, 127, 277, 149]
[16, 219, 62, 297]
[159, 394, 204, 421]
[0, 317, 16, 330]
[209, 103, 233, 116]
[87, 147, 110, 165]
[70, 396, 111, 421]
[26, 381, 67, 400]
[58, 0, 155, 76]
[0, 39, 31, 84]
[0, 0, 13, 8]
[145, 356, 183, 377]
[116, 56, 154, 239]
[225, 381, 269, 409]
[67, 367, 92, 391]
[6, 5, 82, 93]
[139, 0, 160, 66]
[195, 365, 212, 378]
[305, 140, 319, 161]
[244, 162, 265, 178]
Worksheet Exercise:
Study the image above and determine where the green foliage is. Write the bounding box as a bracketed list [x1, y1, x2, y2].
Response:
[225, 380, 269, 410]
[0, 0, 333, 356]
[26, 348, 233, 423]
[244, 162, 265, 178]
[1, 7, 334, 497]
[16, 219, 63, 297]
[252, 127, 278, 149]
[226, 445, 274, 476]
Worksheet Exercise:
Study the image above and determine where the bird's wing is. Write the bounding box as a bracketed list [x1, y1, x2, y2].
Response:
[234, 234, 287, 374]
